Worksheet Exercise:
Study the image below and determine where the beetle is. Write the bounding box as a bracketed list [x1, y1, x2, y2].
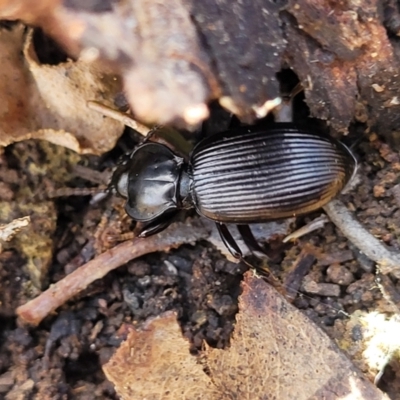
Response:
[111, 122, 357, 259]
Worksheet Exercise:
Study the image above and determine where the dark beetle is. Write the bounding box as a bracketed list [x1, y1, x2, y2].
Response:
[112, 123, 356, 258]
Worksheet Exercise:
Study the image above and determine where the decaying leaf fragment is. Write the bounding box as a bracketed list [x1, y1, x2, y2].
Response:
[104, 274, 387, 400]
[0, 24, 124, 154]
[103, 311, 220, 400]
[206, 274, 387, 400]
[0, 216, 30, 243]
[0, 216, 30, 253]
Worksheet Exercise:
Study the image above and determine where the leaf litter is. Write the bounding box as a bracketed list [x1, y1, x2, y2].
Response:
[0, 23, 124, 155]
[0, 13, 398, 400]
[103, 273, 387, 400]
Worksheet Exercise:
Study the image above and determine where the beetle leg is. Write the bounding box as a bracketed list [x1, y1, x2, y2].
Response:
[236, 225, 271, 260]
[215, 223, 242, 259]
[137, 217, 175, 238]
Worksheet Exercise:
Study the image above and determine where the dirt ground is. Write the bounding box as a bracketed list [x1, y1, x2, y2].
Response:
[1, 2, 400, 398]
[0, 112, 399, 399]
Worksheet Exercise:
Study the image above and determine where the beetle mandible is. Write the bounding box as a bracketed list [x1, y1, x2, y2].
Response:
[111, 120, 357, 259]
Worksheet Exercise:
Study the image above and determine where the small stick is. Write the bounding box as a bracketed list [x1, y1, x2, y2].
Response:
[87, 101, 149, 136]
[283, 215, 329, 243]
[17, 219, 210, 326]
[284, 247, 316, 300]
[323, 199, 400, 278]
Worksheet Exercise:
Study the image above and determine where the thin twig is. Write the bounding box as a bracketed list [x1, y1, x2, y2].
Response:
[87, 101, 149, 136]
[283, 215, 329, 243]
[323, 199, 400, 278]
[17, 219, 210, 326]
[283, 245, 316, 300]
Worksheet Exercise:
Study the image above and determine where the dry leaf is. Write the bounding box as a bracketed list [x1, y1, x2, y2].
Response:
[103, 311, 220, 400]
[104, 274, 387, 400]
[0, 0, 57, 23]
[0, 1, 214, 126]
[206, 274, 387, 400]
[0, 24, 124, 154]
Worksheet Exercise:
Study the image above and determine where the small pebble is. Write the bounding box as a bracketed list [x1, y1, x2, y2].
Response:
[317, 250, 353, 267]
[97, 298, 108, 309]
[302, 277, 340, 297]
[391, 183, 400, 207]
[373, 184, 385, 198]
[206, 294, 237, 317]
[0, 371, 14, 393]
[162, 260, 178, 276]
[361, 291, 374, 303]
[127, 260, 151, 277]
[351, 325, 363, 341]
[214, 259, 245, 275]
[190, 311, 207, 327]
[137, 276, 151, 288]
[168, 255, 192, 273]
[326, 264, 354, 286]
[293, 296, 309, 309]
[122, 290, 141, 311]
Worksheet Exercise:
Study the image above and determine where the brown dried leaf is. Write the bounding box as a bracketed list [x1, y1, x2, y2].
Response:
[0, 24, 124, 154]
[0, 0, 213, 126]
[103, 311, 220, 400]
[206, 273, 387, 400]
[104, 273, 387, 400]
[3, 0, 400, 143]
[0, 0, 57, 23]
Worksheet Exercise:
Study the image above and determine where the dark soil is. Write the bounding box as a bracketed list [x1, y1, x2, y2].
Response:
[0, 119, 399, 399]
